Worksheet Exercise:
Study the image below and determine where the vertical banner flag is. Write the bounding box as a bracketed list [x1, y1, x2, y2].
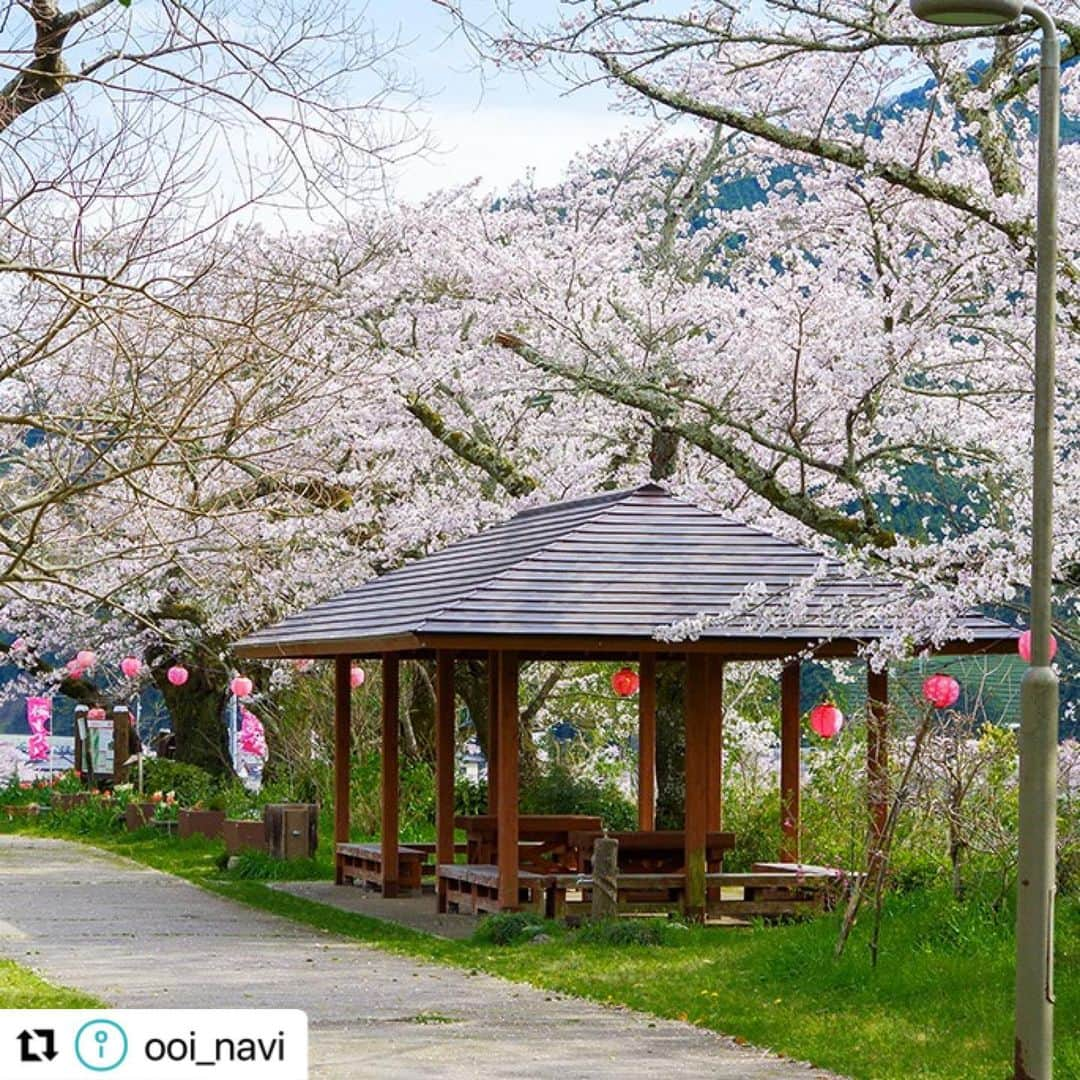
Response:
[26, 697, 51, 762]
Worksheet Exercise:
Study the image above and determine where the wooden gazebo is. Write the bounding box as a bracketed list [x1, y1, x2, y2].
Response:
[234, 484, 1016, 919]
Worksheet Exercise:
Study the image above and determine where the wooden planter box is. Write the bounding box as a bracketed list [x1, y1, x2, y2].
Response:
[178, 808, 225, 841]
[52, 792, 90, 811]
[223, 819, 266, 855]
[125, 802, 157, 831]
[264, 803, 318, 860]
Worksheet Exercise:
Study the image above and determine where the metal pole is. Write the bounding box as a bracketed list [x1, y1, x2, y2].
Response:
[1015, 6, 1059, 1078]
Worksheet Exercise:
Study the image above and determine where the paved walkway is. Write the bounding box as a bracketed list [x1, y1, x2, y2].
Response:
[0, 835, 837, 1079]
[272, 881, 479, 939]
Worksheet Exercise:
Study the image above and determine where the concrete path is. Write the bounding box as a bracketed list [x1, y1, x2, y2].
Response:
[272, 881, 479, 939]
[0, 835, 837, 1079]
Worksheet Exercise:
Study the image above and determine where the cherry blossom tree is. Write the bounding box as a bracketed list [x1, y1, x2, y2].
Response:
[1, 0, 423, 588]
[428, 1, 1080, 650]
[10, 1, 1080, 775]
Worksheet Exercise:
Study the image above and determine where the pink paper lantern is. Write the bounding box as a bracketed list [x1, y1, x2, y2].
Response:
[1018, 629, 1058, 664]
[76, 650, 97, 669]
[922, 674, 960, 710]
[611, 667, 640, 698]
[87, 707, 106, 721]
[809, 702, 844, 739]
[65, 658, 85, 678]
[230, 675, 254, 698]
[167, 665, 189, 687]
[350, 665, 366, 689]
[120, 656, 142, 679]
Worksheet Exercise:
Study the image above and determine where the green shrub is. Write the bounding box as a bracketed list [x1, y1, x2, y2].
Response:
[140, 760, 214, 806]
[520, 764, 635, 830]
[344, 755, 437, 839]
[721, 783, 781, 871]
[455, 777, 487, 817]
[55, 797, 124, 836]
[0, 776, 53, 806]
[224, 850, 332, 881]
[471, 912, 553, 946]
[576, 918, 670, 947]
[52, 770, 84, 794]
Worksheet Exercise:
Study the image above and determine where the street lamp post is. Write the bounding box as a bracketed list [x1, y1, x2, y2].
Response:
[909, 2, 1060, 1077]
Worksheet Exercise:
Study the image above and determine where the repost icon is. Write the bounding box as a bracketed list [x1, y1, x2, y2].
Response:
[74, 1019, 128, 1072]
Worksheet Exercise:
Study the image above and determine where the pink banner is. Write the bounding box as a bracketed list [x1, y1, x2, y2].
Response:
[26, 696, 51, 762]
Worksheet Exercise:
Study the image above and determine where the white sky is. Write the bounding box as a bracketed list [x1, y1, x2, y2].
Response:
[370, 0, 642, 202]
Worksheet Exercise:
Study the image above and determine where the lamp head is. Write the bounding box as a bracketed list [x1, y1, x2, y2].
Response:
[909, 0, 1024, 25]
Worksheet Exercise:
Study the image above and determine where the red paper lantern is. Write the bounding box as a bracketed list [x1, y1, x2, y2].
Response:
[167, 665, 189, 687]
[120, 656, 141, 679]
[230, 675, 254, 698]
[922, 674, 960, 709]
[1018, 629, 1058, 663]
[809, 702, 844, 738]
[87, 707, 106, 721]
[350, 665, 365, 689]
[611, 667, 640, 697]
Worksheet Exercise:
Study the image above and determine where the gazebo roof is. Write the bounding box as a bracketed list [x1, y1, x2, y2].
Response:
[234, 483, 1017, 659]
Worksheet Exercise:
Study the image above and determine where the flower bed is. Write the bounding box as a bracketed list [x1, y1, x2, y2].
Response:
[178, 808, 226, 840]
[223, 819, 266, 855]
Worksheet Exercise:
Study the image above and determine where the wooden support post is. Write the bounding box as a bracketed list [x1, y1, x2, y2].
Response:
[487, 650, 500, 813]
[637, 653, 656, 831]
[684, 654, 709, 921]
[497, 651, 520, 911]
[706, 656, 724, 833]
[780, 661, 801, 863]
[867, 665, 889, 857]
[435, 650, 456, 913]
[380, 655, 400, 898]
[591, 836, 619, 920]
[333, 656, 351, 885]
[111, 706, 131, 787]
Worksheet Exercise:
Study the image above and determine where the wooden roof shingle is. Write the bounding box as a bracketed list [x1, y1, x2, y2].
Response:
[233, 484, 1017, 659]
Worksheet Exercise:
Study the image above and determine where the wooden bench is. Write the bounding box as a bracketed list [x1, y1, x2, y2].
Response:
[704, 863, 848, 919]
[437, 864, 551, 915]
[337, 843, 425, 894]
[548, 863, 851, 922]
[547, 871, 688, 920]
[394, 842, 468, 878]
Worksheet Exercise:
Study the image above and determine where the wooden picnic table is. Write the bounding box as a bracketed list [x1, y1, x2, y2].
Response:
[454, 814, 603, 871]
[570, 829, 736, 874]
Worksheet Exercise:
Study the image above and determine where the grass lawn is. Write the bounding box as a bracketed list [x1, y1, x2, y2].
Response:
[2, 817, 1077, 1080]
[0, 959, 104, 1009]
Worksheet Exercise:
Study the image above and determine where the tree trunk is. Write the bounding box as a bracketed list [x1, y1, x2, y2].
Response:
[456, 659, 491, 757]
[453, 656, 547, 785]
[403, 659, 436, 759]
[157, 668, 232, 776]
[655, 660, 686, 829]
